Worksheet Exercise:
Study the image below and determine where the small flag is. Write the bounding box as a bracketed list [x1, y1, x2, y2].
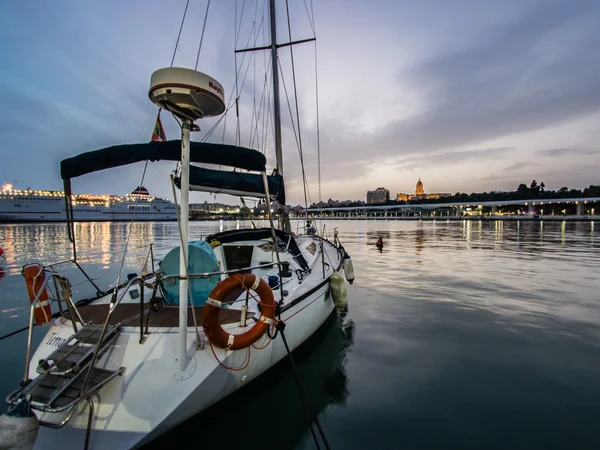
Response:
[151, 111, 166, 142]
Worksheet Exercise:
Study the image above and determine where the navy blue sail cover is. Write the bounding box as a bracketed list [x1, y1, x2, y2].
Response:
[176, 165, 285, 204]
[60, 140, 267, 180]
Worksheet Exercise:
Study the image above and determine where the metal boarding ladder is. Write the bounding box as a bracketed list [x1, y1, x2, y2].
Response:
[17, 323, 124, 412]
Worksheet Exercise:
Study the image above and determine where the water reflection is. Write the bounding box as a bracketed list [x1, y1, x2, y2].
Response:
[144, 312, 355, 450]
[415, 223, 424, 254]
[2, 220, 600, 449]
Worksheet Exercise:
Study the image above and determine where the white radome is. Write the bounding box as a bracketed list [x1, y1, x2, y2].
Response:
[149, 67, 226, 121]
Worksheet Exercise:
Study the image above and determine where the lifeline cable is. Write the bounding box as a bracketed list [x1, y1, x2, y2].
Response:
[0, 325, 31, 341]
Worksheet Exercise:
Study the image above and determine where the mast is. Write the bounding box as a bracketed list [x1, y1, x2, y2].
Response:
[235, 1, 315, 231]
[178, 120, 191, 371]
[269, 0, 283, 177]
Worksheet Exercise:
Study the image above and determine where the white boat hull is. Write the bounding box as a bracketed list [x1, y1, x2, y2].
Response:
[24, 238, 341, 450]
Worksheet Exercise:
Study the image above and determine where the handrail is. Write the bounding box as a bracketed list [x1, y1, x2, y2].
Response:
[23, 274, 54, 384]
[45, 258, 104, 297]
[8, 367, 124, 415]
[159, 260, 283, 283]
[22, 271, 83, 384]
[79, 275, 148, 395]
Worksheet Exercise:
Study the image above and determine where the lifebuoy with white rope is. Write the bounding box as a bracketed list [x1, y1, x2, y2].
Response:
[202, 273, 276, 350]
[22, 264, 53, 325]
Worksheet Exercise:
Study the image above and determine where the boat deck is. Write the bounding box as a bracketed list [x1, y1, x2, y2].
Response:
[67, 303, 252, 328]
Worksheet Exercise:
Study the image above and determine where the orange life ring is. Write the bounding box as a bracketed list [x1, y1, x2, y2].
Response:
[202, 273, 276, 350]
[22, 263, 53, 325]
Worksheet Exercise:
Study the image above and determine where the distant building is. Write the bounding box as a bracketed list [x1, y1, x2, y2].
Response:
[189, 201, 240, 213]
[396, 179, 450, 202]
[415, 178, 425, 197]
[367, 187, 389, 204]
[309, 198, 359, 209]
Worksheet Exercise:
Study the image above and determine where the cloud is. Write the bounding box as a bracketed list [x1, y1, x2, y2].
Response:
[3, 0, 600, 204]
[536, 147, 600, 157]
[392, 147, 514, 171]
[320, 1, 600, 161]
[503, 161, 541, 172]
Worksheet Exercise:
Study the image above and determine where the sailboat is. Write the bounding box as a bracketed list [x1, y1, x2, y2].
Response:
[0, 1, 355, 449]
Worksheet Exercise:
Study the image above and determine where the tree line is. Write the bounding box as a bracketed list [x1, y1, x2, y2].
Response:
[308, 181, 600, 208]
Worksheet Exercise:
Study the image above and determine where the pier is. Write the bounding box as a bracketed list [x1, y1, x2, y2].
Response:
[299, 197, 600, 221]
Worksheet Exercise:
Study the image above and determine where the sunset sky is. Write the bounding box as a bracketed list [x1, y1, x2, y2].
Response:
[2, 0, 600, 206]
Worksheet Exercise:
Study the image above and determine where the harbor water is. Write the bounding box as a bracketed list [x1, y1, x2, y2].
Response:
[1, 219, 600, 449]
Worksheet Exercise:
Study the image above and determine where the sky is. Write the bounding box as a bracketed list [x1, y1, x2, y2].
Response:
[2, 0, 600, 206]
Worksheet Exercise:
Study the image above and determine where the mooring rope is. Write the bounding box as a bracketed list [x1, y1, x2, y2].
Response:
[276, 321, 331, 450]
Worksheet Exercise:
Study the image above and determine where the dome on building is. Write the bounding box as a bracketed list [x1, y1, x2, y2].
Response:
[415, 178, 424, 196]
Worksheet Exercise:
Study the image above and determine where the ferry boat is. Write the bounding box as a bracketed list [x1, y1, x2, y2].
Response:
[0, 183, 178, 222]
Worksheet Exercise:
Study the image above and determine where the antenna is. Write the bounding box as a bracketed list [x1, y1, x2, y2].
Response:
[149, 66, 225, 373]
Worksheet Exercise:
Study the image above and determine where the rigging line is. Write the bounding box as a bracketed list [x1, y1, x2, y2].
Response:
[314, 43, 322, 205]
[233, 1, 258, 146]
[277, 59, 300, 151]
[221, 105, 229, 145]
[170, 0, 191, 67]
[229, 9, 267, 147]
[262, 0, 269, 76]
[235, 0, 241, 146]
[233, 12, 262, 93]
[308, 0, 319, 206]
[261, 82, 273, 155]
[285, 0, 309, 210]
[194, 0, 212, 70]
[309, 0, 317, 36]
[235, 0, 248, 48]
[248, 51, 271, 149]
[302, 0, 316, 35]
[223, 27, 259, 118]
[248, 0, 260, 148]
[250, 62, 273, 150]
[235, 19, 269, 147]
[234, 13, 259, 146]
[237, 20, 265, 97]
[260, 70, 274, 156]
[214, 33, 260, 145]
[201, 104, 235, 142]
[115, 160, 150, 291]
[277, 58, 312, 206]
[240, 196, 257, 229]
[276, 322, 330, 450]
[250, 52, 273, 153]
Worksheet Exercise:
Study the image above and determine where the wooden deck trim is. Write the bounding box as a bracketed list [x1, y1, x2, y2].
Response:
[66, 303, 253, 328]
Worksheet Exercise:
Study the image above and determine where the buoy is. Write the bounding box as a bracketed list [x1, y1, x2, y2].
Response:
[22, 264, 53, 325]
[329, 271, 348, 309]
[376, 237, 383, 249]
[202, 274, 276, 350]
[0, 397, 39, 450]
[0, 247, 4, 261]
[342, 249, 355, 285]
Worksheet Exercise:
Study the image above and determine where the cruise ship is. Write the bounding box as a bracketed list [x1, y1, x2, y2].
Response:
[0, 183, 178, 222]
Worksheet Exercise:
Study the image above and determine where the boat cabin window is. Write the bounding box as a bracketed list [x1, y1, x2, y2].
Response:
[223, 245, 254, 272]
